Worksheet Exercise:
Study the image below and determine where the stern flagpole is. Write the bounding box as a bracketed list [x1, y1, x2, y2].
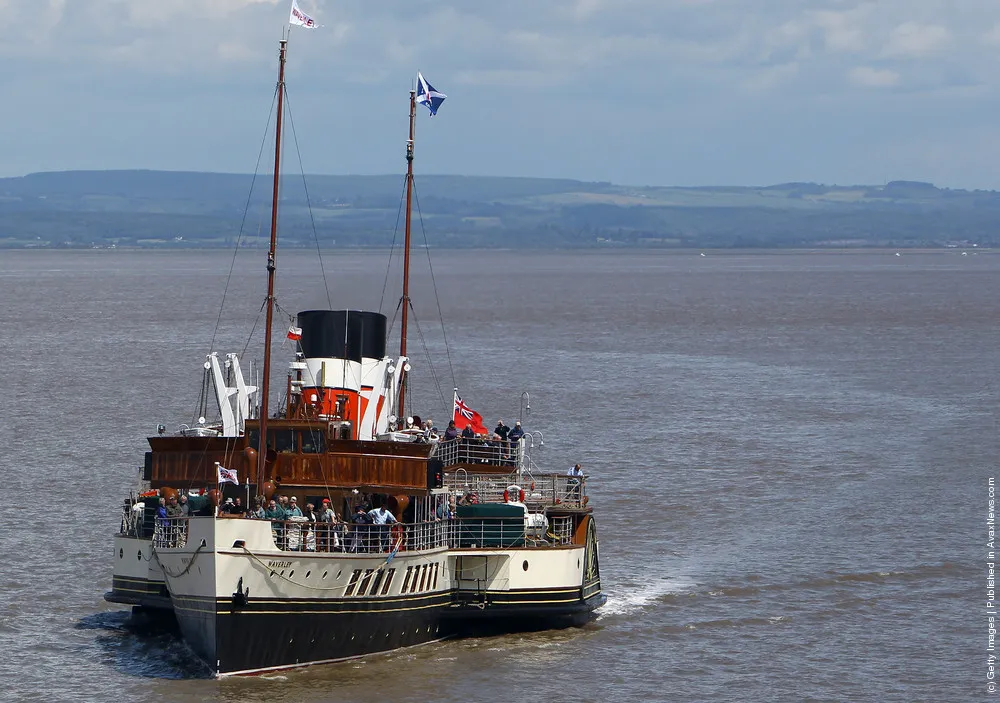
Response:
[398, 84, 417, 422]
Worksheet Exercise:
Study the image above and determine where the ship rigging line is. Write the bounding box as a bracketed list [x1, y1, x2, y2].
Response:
[412, 183, 457, 392]
[283, 89, 333, 309]
[207, 85, 279, 357]
[378, 176, 457, 412]
[407, 306, 448, 410]
[378, 174, 410, 315]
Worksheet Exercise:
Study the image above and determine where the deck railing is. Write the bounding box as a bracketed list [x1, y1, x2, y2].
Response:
[150, 515, 577, 553]
[153, 517, 189, 549]
[251, 518, 452, 554]
[432, 438, 523, 469]
[442, 471, 587, 508]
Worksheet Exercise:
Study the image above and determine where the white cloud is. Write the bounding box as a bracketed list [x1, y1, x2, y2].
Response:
[882, 22, 951, 57]
[849, 66, 900, 88]
[812, 8, 867, 52]
[983, 23, 1000, 46]
[5, 0, 1000, 185]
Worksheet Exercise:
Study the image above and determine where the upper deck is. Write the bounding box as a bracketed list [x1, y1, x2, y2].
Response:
[143, 423, 582, 507]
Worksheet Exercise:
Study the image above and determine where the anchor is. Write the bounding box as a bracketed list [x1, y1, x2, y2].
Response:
[231, 576, 250, 607]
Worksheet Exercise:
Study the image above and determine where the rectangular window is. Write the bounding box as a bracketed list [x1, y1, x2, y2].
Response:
[300, 431, 326, 454]
[401, 566, 413, 593]
[267, 430, 295, 453]
[418, 564, 428, 592]
[381, 568, 395, 595]
[344, 569, 363, 596]
[370, 570, 384, 596]
[358, 569, 375, 595]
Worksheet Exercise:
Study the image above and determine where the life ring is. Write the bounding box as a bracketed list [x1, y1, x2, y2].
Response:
[505, 485, 526, 503]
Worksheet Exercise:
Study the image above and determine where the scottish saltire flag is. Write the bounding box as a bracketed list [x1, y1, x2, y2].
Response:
[416, 72, 446, 116]
[217, 465, 239, 486]
[289, 0, 317, 28]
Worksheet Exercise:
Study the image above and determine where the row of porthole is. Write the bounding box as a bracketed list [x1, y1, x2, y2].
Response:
[116, 548, 144, 561]
[520, 558, 582, 571]
[275, 568, 344, 581]
[297, 625, 443, 646]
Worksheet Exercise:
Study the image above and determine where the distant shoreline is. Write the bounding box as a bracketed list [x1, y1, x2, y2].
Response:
[3, 246, 993, 255]
[3, 172, 998, 250]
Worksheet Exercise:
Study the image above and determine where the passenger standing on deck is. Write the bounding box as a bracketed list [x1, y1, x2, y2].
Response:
[435, 496, 449, 521]
[287, 497, 303, 518]
[178, 494, 190, 517]
[508, 420, 525, 443]
[494, 419, 510, 441]
[494, 420, 511, 465]
[369, 500, 398, 552]
[165, 495, 183, 517]
[369, 502, 398, 524]
[350, 505, 372, 552]
[264, 499, 285, 547]
[249, 497, 265, 519]
[319, 498, 339, 551]
[444, 420, 459, 441]
[567, 464, 584, 499]
[302, 503, 318, 551]
[264, 499, 283, 520]
[459, 422, 476, 463]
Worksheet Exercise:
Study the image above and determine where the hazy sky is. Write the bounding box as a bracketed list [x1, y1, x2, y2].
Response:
[4, 0, 1000, 188]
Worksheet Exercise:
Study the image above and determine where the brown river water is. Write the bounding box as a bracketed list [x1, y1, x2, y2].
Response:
[0, 248, 992, 701]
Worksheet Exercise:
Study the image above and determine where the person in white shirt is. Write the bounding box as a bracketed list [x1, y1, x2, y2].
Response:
[368, 501, 399, 551]
[567, 464, 584, 499]
[368, 503, 398, 525]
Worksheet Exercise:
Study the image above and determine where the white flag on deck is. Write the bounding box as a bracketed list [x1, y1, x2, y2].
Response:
[289, 0, 317, 28]
[218, 465, 239, 485]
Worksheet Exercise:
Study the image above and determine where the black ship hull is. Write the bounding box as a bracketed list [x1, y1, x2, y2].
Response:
[169, 586, 602, 676]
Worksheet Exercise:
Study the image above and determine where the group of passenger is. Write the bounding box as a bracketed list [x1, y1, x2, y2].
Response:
[232, 494, 405, 553]
[150, 449, 588, 549]
[158, 493, 214, 518]
[438, 418, 527, 466]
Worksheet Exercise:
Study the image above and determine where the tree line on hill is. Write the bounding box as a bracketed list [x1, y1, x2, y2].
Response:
[1, 171, 997, 249]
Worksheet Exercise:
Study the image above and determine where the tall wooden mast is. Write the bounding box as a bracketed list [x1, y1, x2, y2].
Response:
[257, 38, 287, 487]
[398, 88, 417, 422]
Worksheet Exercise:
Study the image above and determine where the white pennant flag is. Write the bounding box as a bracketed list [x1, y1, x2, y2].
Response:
[217, 464, 240, 486]
[289, 0, 317, 28]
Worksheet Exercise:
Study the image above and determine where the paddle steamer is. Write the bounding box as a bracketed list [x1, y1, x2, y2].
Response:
[105, 38, 604, 676]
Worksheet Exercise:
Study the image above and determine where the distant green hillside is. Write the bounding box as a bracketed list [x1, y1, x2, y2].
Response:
[2, 171, 998, 249]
